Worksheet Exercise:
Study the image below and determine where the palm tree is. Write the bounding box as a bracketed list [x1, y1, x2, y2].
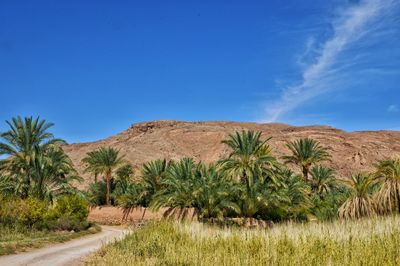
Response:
[81, 155, 101, 183]
[0, 116, 66, 197]
[141, 159, 169, 201]
[374, 158, 400, 214]
[86, 181, 107, 206]
[219, 130, 278, 188]
[115, 182, 147, 221]
[283, 138, 331, 181]
[309, 165, 337, 198]
[0, 174, 14, 197]
[30, 146, 81, 201]
[82, 147, 125, 205]
[115, 161, 167, 220]
[193, 164, 240, 219]
[235, 173, 288, 219]
[113, 164, 134, 197]
[279, 168, 311, 220]
[150, 158, 197, 214]
[338, 173, 376, 219]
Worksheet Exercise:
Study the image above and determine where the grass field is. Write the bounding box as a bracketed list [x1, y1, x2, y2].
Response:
[87, 216, 400, 266]
[0, 225, 101, 256]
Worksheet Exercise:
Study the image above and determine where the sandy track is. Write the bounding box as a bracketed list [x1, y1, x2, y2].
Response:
[0, 226, 128, 266]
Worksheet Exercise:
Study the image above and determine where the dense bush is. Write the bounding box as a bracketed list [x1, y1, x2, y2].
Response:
[311, 186, 349, 221]
[16, 197, 48, 227]
[50, 195, 89, 221]
[43, 195, 90, 231]
[0, 197, 48, 227]
[0, 195, 89, 231]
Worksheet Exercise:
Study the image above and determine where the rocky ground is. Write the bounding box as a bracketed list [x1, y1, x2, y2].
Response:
[63, 120, 400, 186]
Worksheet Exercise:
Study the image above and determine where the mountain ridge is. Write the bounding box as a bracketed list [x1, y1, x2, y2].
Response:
[63, 120, 400, 186]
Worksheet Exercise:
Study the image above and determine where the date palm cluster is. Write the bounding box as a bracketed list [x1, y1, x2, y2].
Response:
[82, 129, 400, 221]
[0, 116, 80, 202]
[1, 116, 399, 221]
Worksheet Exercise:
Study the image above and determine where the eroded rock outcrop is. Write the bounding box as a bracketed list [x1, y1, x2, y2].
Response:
[63, 121, 400, 187]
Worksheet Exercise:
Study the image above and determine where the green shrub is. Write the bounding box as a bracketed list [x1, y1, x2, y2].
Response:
[1, 197, 48, 227]
[311, 186, 349, 221]
[49, 195, 89, 221]
[15, 198, 48, 227]
[44, 195, 90, 231]
[1, 195, 90, 231]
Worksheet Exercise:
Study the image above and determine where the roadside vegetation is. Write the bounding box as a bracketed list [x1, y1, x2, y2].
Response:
[0, 223, 100, 256]
[87, 215, 400, 265]
[0, 116, 98, 255]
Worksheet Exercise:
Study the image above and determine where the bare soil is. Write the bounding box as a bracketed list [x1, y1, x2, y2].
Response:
[88, 206, 197, 225]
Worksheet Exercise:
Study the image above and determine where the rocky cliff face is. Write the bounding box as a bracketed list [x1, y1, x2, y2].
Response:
[63, 121, 400, 186]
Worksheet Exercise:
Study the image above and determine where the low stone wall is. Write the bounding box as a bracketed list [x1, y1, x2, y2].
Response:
[88, 206, 198, 225]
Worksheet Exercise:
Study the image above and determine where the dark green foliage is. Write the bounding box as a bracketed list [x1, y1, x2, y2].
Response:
[113, 164, 135, 198]
[141, 159, 169, 201]
[2, 116, 399, 226]
[82, 147, 125, 205]
[0, 175, 14, 196]
[309, 165, 337, 198]
[86, 181, 111, 206]
[279, 169, 311, 221]
[0, 116, 78, 201]
[0, 116, 89, 233]
[151, 158, 198, 210]
[311, 186, 349, 221]
[115, 182, 147, 209]
[283, 138, 331, 180]
[218, 130, 278, 188]
[78, 130, 400, 223]
[114, 131, 337, 222]
[84, 163, 136, 207]
[191, 164, 240, 219]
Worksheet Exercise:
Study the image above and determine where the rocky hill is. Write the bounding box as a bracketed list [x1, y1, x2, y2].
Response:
[63, 121, 400, 186]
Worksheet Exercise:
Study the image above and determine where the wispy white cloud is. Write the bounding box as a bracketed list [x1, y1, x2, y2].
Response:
[263, 0, 397, 122]
[387, 104, 399, 112]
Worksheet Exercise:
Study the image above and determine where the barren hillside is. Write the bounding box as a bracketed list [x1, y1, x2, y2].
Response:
[63, 121, 400, 186]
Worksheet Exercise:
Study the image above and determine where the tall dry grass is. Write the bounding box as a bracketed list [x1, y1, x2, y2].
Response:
[87, 215, 400, 265]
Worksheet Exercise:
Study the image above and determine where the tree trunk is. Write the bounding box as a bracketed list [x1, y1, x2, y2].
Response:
[302, 166, 309, 181]
[141, 208, 147, 221]
[21, 168, 30, 199]
[106, 172, 111, 205]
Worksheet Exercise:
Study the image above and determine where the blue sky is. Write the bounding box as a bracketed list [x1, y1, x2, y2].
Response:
[0, 0, 399, 143]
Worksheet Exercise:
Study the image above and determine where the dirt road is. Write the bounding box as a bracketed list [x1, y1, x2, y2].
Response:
[0, 226, 128, 266]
